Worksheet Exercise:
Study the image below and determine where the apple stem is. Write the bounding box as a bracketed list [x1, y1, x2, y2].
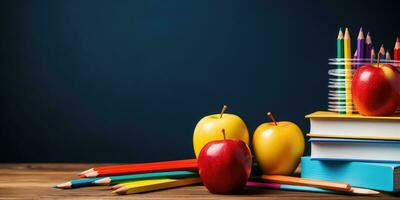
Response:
[221, 129, 226, 140]
[267, 112, 278, 126]
[220, 105, 227, 119]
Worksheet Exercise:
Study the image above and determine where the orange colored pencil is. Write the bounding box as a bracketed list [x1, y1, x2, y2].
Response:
[79, 159, 197, 176]
[81, 162, 198, 178]
[394, 37, 400, 60]
[261, 175, 351, 192]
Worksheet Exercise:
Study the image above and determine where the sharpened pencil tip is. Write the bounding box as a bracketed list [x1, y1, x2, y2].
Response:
[344, 27, 350, 39]
[365, 32, 372, 44]
[113, 186, 128, 195]
[357, 28, 364, 39]
[53, 185, 58, 188]
[395, 38, 400, 49]
[93, 177, 110, 185]
[379, 44, 385, 54]
[337, 28, 343, 39]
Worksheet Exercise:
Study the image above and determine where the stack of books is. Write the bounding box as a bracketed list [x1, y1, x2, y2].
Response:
[301, 111, 400, 192]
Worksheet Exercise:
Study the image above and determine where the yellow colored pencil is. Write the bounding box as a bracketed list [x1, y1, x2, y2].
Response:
[112, 177, 201, 195]
[343, 28, 352, 114]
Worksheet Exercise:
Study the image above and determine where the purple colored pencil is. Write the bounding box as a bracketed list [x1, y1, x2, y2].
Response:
[356, 28, 365, 62]
[353, 49, 358, 70]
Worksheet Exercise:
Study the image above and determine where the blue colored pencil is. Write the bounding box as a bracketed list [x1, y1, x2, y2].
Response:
[53, 177, 102, 189]
[379, 44, 386, 60]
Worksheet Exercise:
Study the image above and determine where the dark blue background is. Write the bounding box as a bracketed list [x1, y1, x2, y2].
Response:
[1, 0, 399, 162]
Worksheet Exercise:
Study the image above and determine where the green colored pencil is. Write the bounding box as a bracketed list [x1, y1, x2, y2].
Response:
[336, 28, 345, 114]
[93, 171, 198, 186]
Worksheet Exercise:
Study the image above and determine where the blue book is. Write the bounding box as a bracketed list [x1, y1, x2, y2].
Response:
[301, 156, 400, 192]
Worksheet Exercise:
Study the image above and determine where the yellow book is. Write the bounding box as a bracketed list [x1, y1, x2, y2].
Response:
[112, 177, 201, 195]
[306, 111, 400, 120]
[306, 111, 400, 140]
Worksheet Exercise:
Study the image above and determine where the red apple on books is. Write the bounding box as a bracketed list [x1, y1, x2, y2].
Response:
[197, 129, 252, 194]
[352, 55, 400, 116]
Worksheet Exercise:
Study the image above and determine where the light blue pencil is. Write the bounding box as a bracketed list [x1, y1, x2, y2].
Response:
[53, 177, 102, 189]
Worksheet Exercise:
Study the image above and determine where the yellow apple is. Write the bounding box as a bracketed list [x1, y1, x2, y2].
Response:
[253, 112, 304, 175]
[193, 105, 249, 158]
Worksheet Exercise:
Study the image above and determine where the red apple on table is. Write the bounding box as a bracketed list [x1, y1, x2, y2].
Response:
[352, 58, 400, 116]
[197, 129, 252, 194]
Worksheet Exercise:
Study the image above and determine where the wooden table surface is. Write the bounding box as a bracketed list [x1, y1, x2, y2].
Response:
[0, 164, 399, 199]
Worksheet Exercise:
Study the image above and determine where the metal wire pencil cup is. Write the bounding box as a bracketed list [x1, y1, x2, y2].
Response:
[327, 58, 400, 114]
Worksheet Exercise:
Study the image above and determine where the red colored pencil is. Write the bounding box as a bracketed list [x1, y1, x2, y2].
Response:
[80, 161, 198, 178]
[82, 163, 198, 178]
[79, 159, 197, 176]
[394, 37, 400, 60]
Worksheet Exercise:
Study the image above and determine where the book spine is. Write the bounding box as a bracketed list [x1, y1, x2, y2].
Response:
[300, 157, 396, 192]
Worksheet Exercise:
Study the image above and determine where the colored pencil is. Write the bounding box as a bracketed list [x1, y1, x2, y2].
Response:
[261, 175, 351, 192]
[112, 177, 201, 195]
[386, 50, 391, 61]
[394, 37, 400, 60]
[246, 181, 379, 195]
[343, 28, 352, 114]
[356, 28, 364, 62]
[337, 28, 344, 68]
[79, 159, 197, 176]
[353, 49, 358, 62]
[82, 162, 198, 178]
[371, 48, 375, 63]
[365, 32, 372, 59]
[352, 49, 358, 70]
[53, 177, 102, 189]
[336, 28, 345, 114]
[379, 44, 386, 60]
[94, 171, 198, 186]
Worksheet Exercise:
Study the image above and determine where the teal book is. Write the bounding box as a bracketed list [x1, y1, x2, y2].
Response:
[301, 156, 400, 192]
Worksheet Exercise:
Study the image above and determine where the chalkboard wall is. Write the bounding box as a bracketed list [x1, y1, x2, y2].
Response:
[1, 0, 399, 162]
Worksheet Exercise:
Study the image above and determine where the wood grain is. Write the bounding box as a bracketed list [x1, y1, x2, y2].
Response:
[0, 164, 399, 199]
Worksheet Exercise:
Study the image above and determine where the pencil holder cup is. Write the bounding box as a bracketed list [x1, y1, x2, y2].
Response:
[327, 58, 400, 114]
